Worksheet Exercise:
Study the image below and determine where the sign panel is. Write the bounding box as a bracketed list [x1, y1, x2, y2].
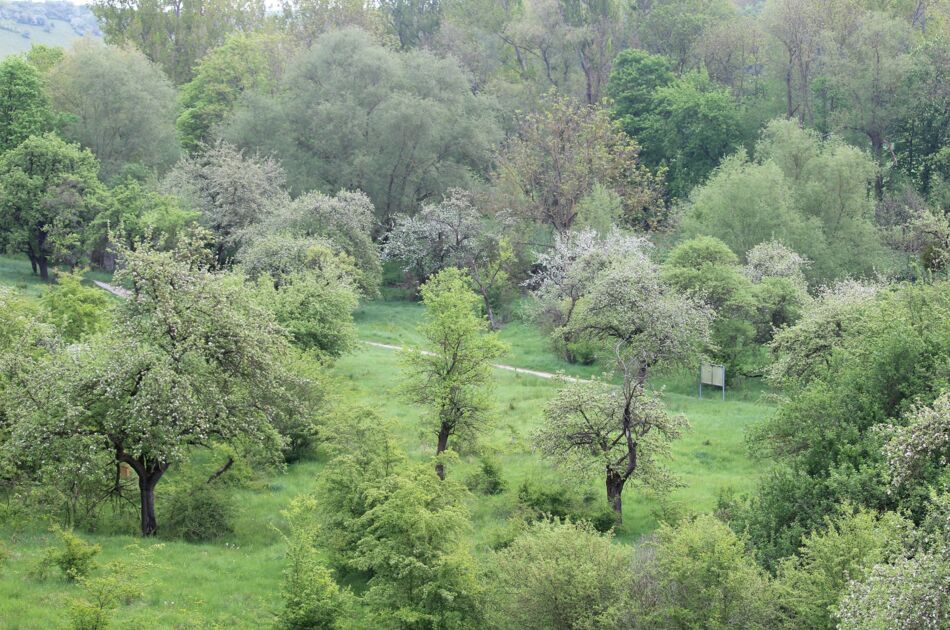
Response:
[699, 363, 726, 399]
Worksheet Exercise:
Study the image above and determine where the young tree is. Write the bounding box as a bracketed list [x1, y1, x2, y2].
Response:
[383, 189, 516, 329]
[1, 243, 297, 536]
[538, 257, 712, 519]
[47, 40, 180, 180]
[403, 268, 506, 479]
[353, 461, 483, 628]
[494, 94, 665, 233]
[0, 56, 54, 153]
[0, 133, 106, 280]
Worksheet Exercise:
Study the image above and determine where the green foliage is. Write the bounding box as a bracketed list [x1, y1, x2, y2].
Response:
[47, 40, 180, 180]
[486, 519, 631, 630]
[464, 458, 506, 496]
[641, 71, 744, 197]
[629, 514, 777, 629]
[279, 501, 349, 629]
[35, 527, 101, 582]
[92, 0, 267, 83]
[225, 27, 500, 224]
[0, 132, 106, 280]
[403, 268, 506, 475]
[90, 178, 199, 254]
[256, 265, 359, 359]
[162, 481, 235, 542]
[177, 32, 290, 153]
[494, 94, 665, 233]
[775, 508, 912, 630]
[0, 55, 54, 153]
[607, 48, 674, 141]
[39, 271, 111, 341]
[67, 543, 162, 630]
[353, 462, 483, 629]
[684, 119, 890, 282]
[739, 280, 950, 567]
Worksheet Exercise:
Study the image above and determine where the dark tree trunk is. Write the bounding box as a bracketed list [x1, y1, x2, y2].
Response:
[606, 468, 625, 523]
[435, 424, 451, 480]
[37, 255, 49, 282]
[26, 249, 37, 275]
[139, 474, 159, 536]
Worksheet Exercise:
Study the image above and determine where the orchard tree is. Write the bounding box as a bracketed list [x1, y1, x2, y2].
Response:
[0, 133, 106, 280]
[527, 228, 652, 363]
[883, 392, 950, 490]
[162, 141, 289, 262]
[48, 41, 180, 180]
[0, 56, 54, 153]
[384, 189, 516, 329]
[403, 268, 506, 480]
[538, 257, 712, 519]
[255, 190, 381, 297]
[1, 242, 298, 536]
[494, 94, 665, 233]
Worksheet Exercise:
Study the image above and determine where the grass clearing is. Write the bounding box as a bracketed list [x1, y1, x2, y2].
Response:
[0, 277, 773, 627]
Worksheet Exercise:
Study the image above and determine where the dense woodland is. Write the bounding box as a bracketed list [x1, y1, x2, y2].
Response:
[0, 0, 948, 628]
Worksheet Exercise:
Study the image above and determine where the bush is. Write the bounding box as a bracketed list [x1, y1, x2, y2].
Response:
[35, 527, 101, 582]
[68, 543, 162, 630]
[465, 458, 507, 496]
[162, 482, 235, 542]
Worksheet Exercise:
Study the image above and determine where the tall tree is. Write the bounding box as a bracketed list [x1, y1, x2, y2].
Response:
[1, 242, 299, 536]
[764, 0, 825, 125]
[637, 0, 735, 74]
[225, 28, 500, 224]
[0, 56, 54, 153]
[402, 268, 506, 479]
[380, 0, 443, 49]
[48, 41, 180, 180]
[494, 94, 665, 234]
[0, 134, 106, 280]
[92, 0, 268, 84]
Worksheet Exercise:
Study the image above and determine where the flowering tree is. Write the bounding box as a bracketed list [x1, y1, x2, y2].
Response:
[527, 228, 651, 362]
[1, 242, 298, 535]
[883, 392, 950, 489]
[538, 257, 711, 520]
[384, 189, 515, 329]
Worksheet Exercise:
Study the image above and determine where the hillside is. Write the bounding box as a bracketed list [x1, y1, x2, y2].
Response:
[0, 1, 100, 58]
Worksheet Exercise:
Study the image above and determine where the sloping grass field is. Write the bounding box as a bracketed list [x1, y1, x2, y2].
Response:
[0, 257, 774, 627]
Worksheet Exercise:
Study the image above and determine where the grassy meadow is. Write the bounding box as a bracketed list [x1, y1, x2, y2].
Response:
[0, 255, 774, 627]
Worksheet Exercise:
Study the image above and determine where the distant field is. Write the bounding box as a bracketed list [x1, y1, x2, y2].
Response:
[0, 19, 97, 58]
[0, 258, 773, 627]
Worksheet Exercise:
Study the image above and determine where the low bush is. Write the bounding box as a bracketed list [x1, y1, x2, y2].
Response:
[162, 482, 235, 542]
[34, 527, 101, 582]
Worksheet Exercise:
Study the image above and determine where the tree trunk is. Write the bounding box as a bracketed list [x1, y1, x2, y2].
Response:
[26, 249, 37, 275]
[483, 294, 499, 331]
[435, 424, 451, 480]
[125, 461, 167, 537]
[37, 255, 49, 282]
[606, 468, 625, 524]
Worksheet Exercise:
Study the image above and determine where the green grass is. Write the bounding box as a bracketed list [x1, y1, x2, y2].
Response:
[0, 255, 113, 297]
[0, 284, 774, 627]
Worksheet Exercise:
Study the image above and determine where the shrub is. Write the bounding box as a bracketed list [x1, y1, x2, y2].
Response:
[68, 543, 162, 630]
[35, 527, 101, 582]
[162, 482, 235, 542]
[465, 458, 507, 496]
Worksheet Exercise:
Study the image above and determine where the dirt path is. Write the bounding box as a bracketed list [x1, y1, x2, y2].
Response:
[362, 341, 585, 383]
[93, 281, 581, 384]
